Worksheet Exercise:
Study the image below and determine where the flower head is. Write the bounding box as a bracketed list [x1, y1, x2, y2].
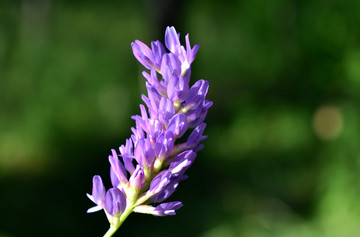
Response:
[87, 26, 211, 236]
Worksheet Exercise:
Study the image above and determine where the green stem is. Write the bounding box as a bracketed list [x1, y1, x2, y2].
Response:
[103, 205, 134, 237]
[103, 225, 119, 237]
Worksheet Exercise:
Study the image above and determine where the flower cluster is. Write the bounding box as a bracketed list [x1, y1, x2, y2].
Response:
[87, 26, 212, 237]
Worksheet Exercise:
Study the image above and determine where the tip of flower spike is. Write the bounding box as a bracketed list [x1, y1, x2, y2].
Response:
[165, 26, 181, 54]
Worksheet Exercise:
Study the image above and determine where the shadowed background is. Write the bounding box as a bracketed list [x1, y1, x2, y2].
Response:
[1, 0, 360, 236]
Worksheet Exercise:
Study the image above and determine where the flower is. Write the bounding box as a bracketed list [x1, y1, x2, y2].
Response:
[134, 201, 183, 216]
[87, 26, 212, 237]
[86, 175, 106, 213]
[105, 188, 127, 217]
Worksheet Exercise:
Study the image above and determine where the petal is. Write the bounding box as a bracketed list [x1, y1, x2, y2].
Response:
[187, 123, 207, 147]
[134, 138, 155, 168]
[148, 178, 179, 203]
[87, 205, 103, 213]
[129, 165, 145, 191]
[185, 34, 199, 65]
[131, 40, 155, 69]
[119, 139, 135, 174]
[148, 170, 172, 196]
[110, 168, 120, 188]
[108, 149, 128, 183]
[151, 40, 166, 68]
[92, 175, 106, 206]
[160, 53, 182, 81]
[158, 97, 175, 123]
[154, 201, 183, 216]
[165, 26, 181, 54]
[169, 150, 196, 176]
[186, 80, 209, 108]
[86, 193, 95, 203]
[155, 131, 174, 160]
[105, 188, 127, 216]
[167, 113, 188, 138]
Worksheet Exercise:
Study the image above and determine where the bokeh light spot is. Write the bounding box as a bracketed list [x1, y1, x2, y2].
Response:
[313, 105, 343, 140]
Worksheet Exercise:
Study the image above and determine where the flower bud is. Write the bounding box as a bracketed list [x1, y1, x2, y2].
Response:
[105, 188, 126, 217]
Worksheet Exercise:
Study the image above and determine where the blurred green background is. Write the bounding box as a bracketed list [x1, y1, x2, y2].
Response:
[1, 0, 360, 236]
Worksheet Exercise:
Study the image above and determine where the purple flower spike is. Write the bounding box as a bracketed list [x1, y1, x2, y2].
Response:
[88, 26, 211, 236]
[105, 188, 127, 217]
